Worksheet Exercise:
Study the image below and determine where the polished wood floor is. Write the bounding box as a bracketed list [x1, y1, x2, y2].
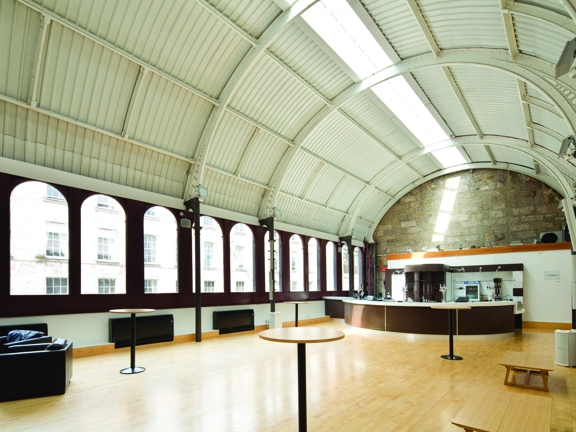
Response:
[2, 320, 575, 431]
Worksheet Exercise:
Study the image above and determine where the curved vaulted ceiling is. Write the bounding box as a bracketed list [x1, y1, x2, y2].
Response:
[2, 0, 576, 243]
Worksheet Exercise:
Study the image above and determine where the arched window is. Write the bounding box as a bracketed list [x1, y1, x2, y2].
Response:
[341, 244, 349, 292]
[308, 238, 319, 291]
[81, 194, 126, 294]
[289, 235, 304, 291]
[144, 206, 178, 294]
[10, 182, 69, 295]
[354, 247, 362, 290]
[230, 223, 254, 292]
[326, 242, 336, 291]
[196, 216, 223, 293]
[264, 230, 281, 292]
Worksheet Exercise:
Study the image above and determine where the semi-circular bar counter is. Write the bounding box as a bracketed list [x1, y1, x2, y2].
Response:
[339, 298, 524, 337]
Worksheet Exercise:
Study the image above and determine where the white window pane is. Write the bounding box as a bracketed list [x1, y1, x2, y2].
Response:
[144, 206, 178, 294]
[290, 235, 304, 291]
[81, 195, 126, 294]
[10, 181, 69, 295]
[231, 223, 254, 292]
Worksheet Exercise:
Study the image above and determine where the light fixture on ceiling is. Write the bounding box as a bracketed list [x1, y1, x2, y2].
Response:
[559, 135, 575, 159]
[197, 185, 209, 201]
[555, 38, 576, 78]
[272, 207, 281, 219]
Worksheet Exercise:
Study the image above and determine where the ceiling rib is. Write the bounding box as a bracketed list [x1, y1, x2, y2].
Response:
[500, 2, 519, 60]
[405, 0, 440, 58]
[195, 0, 258, 47]
[484, 145, 497, 164]
[517, 80, 535, 147]
[299, 161, 325, 199]
[27, 14, 50, 108]
[442, 66, 483, 138]
[121, 66, 148, 139]
[235, 128, 260, 177]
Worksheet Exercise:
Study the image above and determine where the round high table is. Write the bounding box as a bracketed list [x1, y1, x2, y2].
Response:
[109, 308, 156, 374]
[430, 304, 471, 360]
[285, 301, 309, 327]
[259, 327, 345, 432]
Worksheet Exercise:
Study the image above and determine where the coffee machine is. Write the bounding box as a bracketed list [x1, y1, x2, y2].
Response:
[493, 278, 502, 301]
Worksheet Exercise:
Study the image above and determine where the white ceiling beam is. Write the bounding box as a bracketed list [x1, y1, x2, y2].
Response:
[500, 1, 519, 61]
[27, 14, 50, 108]
[205, 164, 269, 190]
[324, 175, 348, 209]
[516, 80, 535, 147]
[195, 0, 258, 47]
[442, 66, 483, 138]
[281, 190, 348, 216]
[484, 145, 497, 164]
[226, 107, 294, 148]
[299, 161, 325, 199]
[121, 66, 148, 139]
[534, 160, 541, 175]
[524, 96, 558, 116]
[405, 0, 440, 58]
[503, 2, 576, 34]
[530, 123, 565, 141]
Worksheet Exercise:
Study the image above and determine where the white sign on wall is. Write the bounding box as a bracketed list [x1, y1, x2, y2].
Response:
[544, 271, 560, 280]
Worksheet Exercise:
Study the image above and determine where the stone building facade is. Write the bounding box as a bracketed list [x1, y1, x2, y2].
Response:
[373, 169, 566, 266]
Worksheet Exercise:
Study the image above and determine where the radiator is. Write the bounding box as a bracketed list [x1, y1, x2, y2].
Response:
[213, 309, 254, 334]
[109, 314, 174, 348]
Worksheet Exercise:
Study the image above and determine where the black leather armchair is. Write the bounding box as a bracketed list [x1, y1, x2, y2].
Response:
[0, 340, 73, 402]
[0, 324, 73, 402]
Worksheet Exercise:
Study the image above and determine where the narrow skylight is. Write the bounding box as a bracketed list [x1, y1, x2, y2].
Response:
[302, 0, 464, 169]
[302, 0, 392, 80]
[372, 77, 449, 146]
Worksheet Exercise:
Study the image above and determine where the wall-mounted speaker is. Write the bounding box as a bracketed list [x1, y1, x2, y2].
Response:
[180, 218, 191, 228]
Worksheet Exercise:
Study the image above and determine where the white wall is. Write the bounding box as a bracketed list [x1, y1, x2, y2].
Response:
[0, 301, 326, 348]
[388, 249, 572, 324]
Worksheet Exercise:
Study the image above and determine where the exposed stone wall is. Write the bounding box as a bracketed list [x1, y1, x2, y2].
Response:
[373, 169, 565, 265]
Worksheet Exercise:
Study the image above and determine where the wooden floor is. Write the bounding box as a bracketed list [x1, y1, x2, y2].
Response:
[2, 320, 575, 431]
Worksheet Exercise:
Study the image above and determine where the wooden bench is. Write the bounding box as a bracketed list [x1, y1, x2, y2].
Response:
[452, 387, 551, 432]
[499, 351, 554, 391]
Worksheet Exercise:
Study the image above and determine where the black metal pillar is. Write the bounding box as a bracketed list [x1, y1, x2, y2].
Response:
[260, 217, 275, 312]
[186, 198, 202, 342]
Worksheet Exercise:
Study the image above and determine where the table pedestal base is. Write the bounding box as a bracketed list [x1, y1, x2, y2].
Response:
[441, 354, 463, 361]
[120, 366, 146, 374]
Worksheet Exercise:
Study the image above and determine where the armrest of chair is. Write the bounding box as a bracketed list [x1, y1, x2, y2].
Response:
[0, 336, 52, 353]
[5, 343, 51, 353]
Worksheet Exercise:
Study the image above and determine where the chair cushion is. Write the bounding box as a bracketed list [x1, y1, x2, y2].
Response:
[6, 330, 44, 343]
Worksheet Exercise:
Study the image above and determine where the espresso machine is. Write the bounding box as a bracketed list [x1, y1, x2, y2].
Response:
[493, 278, 502, 301]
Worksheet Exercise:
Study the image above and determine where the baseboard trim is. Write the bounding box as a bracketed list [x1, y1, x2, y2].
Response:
[523, 321, 573, 330]
[73, 317, 331, 358]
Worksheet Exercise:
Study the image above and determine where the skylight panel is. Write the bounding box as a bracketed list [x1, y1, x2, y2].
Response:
[302, 0, 392, 79]
[372, 77, 449, 146]
[303, 0, 462, 169]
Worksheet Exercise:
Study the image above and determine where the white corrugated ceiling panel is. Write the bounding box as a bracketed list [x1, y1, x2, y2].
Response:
[529, 0, 571, 16]
[0, 101, 188, 197]
[363, 0, 430, 59]
[408, 153, 442, 176]
[229, 55, 326, 141]
[0, 1, 39, 102]
[525, 82, 556, 106]
[514, 13, 573, 65]
[303, 111, 399, 182]
[238, 132, 290, 185]
[448, 66, 528, 140]
[38, 22, 137, 135]
[280, 150, 323, 197]
[488, 146, 534, 169]
[378, 165, 422, 197]
[276, 193, 345, 235]
[268, 21, 354, 100]
[130, 73, 214, 158]
[533, 129, 564, 155]
[202, 169, 264, 216]
[530, 105, 570, 138]
[421, 0, 505, 49]
[305, 167, 354, 207]
[461, 144, 493, 163]
[207, 111, 256, 173]
[412, 68, 475, 137]
[36, 0, 251, 98]
[327, 178, 366, 213]
[207, 0, 281, 39]
[340, 92, 419, 158]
